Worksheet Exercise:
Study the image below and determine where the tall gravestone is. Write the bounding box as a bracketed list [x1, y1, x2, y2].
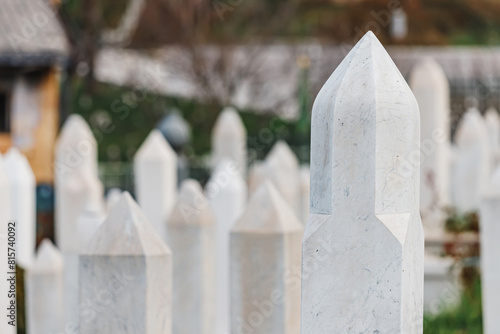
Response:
[167, 179, 216, 334]
[134, 129, 177, 242]
[409, 58, 450, 230]
[451, 108, 490, 213]
[0, 155, 14, 334]
[212, 107, 247, 175]
[230, 181, 303, 334]
[301, 32, 424, 333]
[480, 165, 500, 334]
[3, 148, 36, 267]
[26, 239, 64, 334]
[207, 159, 247, 334]
[79, 192, 172, 334]
[485, 107, 500, 168]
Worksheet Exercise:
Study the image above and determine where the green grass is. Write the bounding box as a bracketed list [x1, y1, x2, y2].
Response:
[424, 276, 483, 333]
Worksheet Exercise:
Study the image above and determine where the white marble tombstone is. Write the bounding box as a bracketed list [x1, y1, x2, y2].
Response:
[26, 239, 64, 334]
[58, 170, 104, 328]
[105, 187, 122, 212]
[55, 114, 99, 180]
[230, 181, 303, 334]
[301, 32, 424, 333]
[485, 107, 500, 168]
[212, 107, 247, 175]
[55, 115, 103, 249]
[206, 159, 247, 334]
[167, 179, 215, 334]
[3, 148, 36, 267]
[409, 58, 450, 230]
[134, 129, 177, 242]
[480, 165, 500, 334]
[451, 108, 490, 213]
[79, 192, 172, 334]
[0, 155, 14, 334]
[264, 141, 301, 215]
[299, 166, 310, 225]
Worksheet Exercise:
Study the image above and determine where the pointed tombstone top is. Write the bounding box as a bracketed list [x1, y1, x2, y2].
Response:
[86, 192, 171, 256]
[231, 181, 302, 234]
[485, 107, 500, 131]
[310, 31, 419, 217]
[57, 114, 97, 149]
[169, 179, 215, 226]
[30, 239, 63, 273]
[3, 148, 35, 184]
[212, 107, 246, 139]
[135, 129, 176, 162]
[266, 140, 298, 170]
[455, 108, 488, 148]
[409, 57, 448, 89]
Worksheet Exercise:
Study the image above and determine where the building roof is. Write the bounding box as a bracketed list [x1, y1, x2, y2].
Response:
[0, 0, 69, 67]
[95, 44, 500, 117]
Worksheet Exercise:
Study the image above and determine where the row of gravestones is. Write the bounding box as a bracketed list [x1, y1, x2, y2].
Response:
[0, 31, 499, 333]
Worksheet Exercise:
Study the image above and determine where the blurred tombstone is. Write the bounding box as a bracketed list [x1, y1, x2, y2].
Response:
[157, 109, 191, 153]
[26, 239, 64, 334]
[424, 254, 460, 314]
[301, 32, 424, 333]
[3, 148, 36, 267]
[134, 129, 177, 242]
[0, 155, 14, 334]
[55, 115, 103, 250]
[167, 180, 216, 334]
[390, 8, 408, 41]
[409, 58, 450, 232]
[249, 141, 301, 217]
[480, 165, 500, 334]
[230, 181, 303, 334]
[57, 170, 104, 327]
[157, 110, 191, 184]
[451, 108, 490, 213]
[105, 187, 123, 212]
[212, 107, 247, 176]
[207, 159, 247, 334]
[79, 193, 172, 334]
[485, 107, 500, 167]
[299, 166, 310, 225]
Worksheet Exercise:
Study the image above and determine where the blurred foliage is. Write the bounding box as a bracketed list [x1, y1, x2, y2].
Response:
[445, 210, 480, 233]
[67, 78, 310, 163]
[424, 271, 482, 334]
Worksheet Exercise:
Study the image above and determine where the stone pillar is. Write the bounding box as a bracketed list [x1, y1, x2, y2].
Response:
[0, 155, 14, 334]
[134, 129, 177, 242]
[212, 107, 247, 175]
[26, 239, 64, 334]
[451, 108, 490, 213]
[3, 148, 36, 267]
[409, 58, 450, 230]
[301, 32, 424, 333]
[230, 181, 303, 334]
[480, 165, 500, 334]
[207, 159, 247, 334]
[57, 170, 104, 328]
[485, 107, 500, 168]
[55, 115, 103, 250]
[79, 192, 172, 334]
[167, 179, 215, 334]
